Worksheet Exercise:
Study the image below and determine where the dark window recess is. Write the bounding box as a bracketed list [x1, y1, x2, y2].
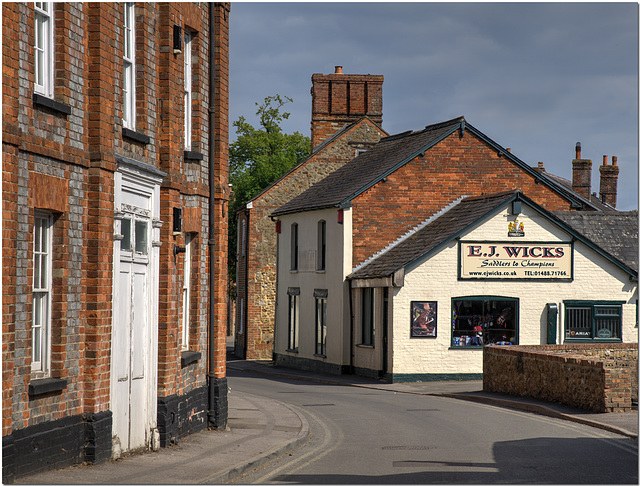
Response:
[181, 351, 201, 368]
[184, 151, 203, 161]
[122, 127, 151, 145]
[28, 377, 67, 397]
[565, 303, 622, 341]
[32, 93, 71, 115]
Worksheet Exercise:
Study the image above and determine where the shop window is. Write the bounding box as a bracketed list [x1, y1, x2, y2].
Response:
[452, 297, 518, 347]
[361, 288, 374, 346]
[564, 301, 622, 341]
[315, 289, 327, 356]
[287, 288, 299, 351]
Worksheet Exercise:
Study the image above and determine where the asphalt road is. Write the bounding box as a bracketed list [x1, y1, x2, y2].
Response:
[227, 369, 638, 484]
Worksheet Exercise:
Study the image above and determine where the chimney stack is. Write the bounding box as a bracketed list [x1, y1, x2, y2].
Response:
[572, 142, 592, 199]
[310, 67, 383, 149]
[599, 154, 619, 208]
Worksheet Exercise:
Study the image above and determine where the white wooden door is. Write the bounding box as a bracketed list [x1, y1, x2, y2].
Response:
[113, 214, 150, 453]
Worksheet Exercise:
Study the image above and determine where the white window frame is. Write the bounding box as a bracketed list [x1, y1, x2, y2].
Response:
[34, 2, 54, 97]
[123, 2, 136, 130]
[181, 233, 192, 350]
[315, 291, 327, 356]
[184, 29, 193, 150]
[287, 289, 299, 351]
[32, 211, 53, 376]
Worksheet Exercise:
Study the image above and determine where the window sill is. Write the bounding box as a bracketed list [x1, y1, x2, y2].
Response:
[181, 350, 201, 368]
[315, 269, 326, 274]
[313, 353, 327, 359]
[356, 344, 374, 349]
[184, 150, 203, 161]
[33, 93, 71, 115]
[448, 346, 483, 350]
[122, 127, 151, 145]
[29, 377, 67, 398]
[285, 348, 299, 354]
[564, 338, 622, 344]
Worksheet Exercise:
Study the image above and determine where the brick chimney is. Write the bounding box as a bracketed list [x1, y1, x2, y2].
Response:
[599, 155, 619, 208]
[572, 142, 592, 199]
[310, 66, 383, 149]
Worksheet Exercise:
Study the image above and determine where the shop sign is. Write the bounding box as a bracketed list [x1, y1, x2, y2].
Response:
[459, 241, 573, 280]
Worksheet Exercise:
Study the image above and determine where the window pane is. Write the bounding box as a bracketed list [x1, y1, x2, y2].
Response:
[452, 299, 517, 346]
[135, 220, 148, 254]
[565, 306, 592, 339]
[39, 254, 47, 289]
[362, 288, 374, 345]
[121, 219, 131, 251]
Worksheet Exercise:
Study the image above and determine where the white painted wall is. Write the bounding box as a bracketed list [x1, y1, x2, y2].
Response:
[275, 207, 352, 366]
[391, 204, 638, 376]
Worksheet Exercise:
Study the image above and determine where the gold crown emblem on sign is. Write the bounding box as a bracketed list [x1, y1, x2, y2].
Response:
[508, 219, 524, 235]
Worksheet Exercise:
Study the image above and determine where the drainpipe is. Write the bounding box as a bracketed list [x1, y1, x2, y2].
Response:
[207, 3, 227, 430]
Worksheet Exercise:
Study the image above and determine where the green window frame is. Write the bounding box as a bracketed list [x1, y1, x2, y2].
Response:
[564, 301, 623, 342]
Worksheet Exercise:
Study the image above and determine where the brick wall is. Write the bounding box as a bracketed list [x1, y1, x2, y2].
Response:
[2, 2, 230, 477]
[483, 344, 638, 413]
[351, 130, 576, 267]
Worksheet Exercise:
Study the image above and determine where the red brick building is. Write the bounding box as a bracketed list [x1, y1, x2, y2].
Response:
[2, 3, 230, 480]
[235, 67, 387, 359]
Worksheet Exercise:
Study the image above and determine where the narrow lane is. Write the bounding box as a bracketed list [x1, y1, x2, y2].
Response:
[228, 369, 638, 484]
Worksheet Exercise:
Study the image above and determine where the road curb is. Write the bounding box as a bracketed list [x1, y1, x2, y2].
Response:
[200, 399, 310, 484]
[439, 392, 638, 440]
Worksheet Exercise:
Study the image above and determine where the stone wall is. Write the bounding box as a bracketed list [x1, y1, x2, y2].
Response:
[483, 343, 638, 413]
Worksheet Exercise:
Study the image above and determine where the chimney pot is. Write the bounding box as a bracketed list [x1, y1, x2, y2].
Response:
[603, 155, 608, 166]
[538, 162, 544, 168]
[335, 66, 343, 74]
[612, 156, 617, 166]
[575, 142, 581, 159]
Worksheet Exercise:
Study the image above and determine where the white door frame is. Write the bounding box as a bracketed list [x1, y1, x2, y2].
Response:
[111, 161, 163, 457]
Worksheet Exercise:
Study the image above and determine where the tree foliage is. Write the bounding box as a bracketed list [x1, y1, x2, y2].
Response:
[228, 95, 311, 291]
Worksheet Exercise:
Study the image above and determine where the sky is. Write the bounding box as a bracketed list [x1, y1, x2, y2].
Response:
[229, 2, 639, 211]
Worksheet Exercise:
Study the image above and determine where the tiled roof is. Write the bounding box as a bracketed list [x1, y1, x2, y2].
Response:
[349, 191, 516, 279]
[271, 116, 599, 218]
[348, 191, 638, 281]
[272, 117, 466, 216]
[541, 171, 613, 211]
[552, 211, 638, 272]
[245, 117, 386, 207]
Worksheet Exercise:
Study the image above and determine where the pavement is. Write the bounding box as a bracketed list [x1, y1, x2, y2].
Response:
[17, 350, 638, 485]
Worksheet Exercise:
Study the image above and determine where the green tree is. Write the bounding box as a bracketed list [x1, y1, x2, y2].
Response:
[228, 95, 311, 291]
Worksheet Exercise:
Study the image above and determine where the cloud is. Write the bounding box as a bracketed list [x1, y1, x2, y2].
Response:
[229, 2, 638, 210]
